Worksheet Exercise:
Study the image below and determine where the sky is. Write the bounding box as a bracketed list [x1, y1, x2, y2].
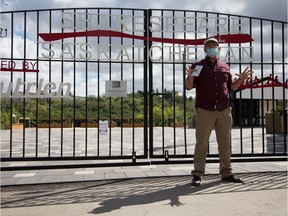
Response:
[0, 0, 287, 98]
[1, 0, 287, 22]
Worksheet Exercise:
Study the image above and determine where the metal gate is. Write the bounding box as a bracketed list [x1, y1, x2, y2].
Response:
[0, 8, 287, 170]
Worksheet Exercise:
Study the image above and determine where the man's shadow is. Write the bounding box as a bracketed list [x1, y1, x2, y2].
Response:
[89, 177, 221, 214]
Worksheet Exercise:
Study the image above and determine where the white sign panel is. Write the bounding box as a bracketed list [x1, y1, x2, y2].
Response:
[105, 80, 127, 97]
[99, 120, 108, 135]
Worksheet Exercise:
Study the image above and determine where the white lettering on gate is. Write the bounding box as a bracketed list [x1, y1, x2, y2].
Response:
[38, 12, 253, 63]
[38, 42, 253, 63]
[61, 11, 243, 34]
[0, 78, 71, 98]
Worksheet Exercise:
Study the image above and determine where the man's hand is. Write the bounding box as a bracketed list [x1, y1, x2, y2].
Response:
[235, 67, 253, 81]
[185, 65, 197, 90]
[231, 67, 253, 90]
[186, 66, 198, 78]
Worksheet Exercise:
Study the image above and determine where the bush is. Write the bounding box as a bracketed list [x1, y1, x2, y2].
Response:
[0, 111, 10, 130]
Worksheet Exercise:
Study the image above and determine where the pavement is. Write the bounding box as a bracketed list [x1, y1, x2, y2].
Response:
[0, 161, 287, 186]
[1, 161, 288, 216]
[1, 126, 288, 215]
[1, 127, 287, 159]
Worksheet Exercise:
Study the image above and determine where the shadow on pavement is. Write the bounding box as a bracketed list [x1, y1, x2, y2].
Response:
[1, 171, 287, 215]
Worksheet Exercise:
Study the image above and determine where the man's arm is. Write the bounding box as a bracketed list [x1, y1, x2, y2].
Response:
[185, 76, 195, 90]
[185, 66, 197, 90]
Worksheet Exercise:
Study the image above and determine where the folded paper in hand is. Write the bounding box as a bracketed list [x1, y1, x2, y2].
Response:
[192, 65, 203, 76]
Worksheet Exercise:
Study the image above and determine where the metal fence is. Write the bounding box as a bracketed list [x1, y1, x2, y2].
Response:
[0, 8, 287, 170]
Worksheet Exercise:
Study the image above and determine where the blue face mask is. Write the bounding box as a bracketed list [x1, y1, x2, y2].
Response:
[206, 48, 219, 57]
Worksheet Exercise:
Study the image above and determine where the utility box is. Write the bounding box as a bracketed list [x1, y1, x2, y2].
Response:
[265, 112, 286, 134]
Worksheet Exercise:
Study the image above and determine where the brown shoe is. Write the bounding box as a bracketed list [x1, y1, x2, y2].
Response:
[221, 175, 243, 183]
[191, 175, 201, 186]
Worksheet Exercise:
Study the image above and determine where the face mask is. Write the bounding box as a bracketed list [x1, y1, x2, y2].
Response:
[206, 47, 219, 57]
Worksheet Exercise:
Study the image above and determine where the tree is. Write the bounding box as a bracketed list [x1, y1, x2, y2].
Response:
[0, 91, 195, 129]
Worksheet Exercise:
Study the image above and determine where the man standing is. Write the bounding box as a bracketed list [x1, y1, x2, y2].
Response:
[185, 38, 252, 186]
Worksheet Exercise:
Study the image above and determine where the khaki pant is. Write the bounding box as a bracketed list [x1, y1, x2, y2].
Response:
[191, 108, 233, 178]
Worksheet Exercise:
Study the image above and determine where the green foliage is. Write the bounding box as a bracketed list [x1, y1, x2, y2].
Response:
[0, 99, 21, 128]
[0, 110, 10, 129]
[0, 92, 195, 128]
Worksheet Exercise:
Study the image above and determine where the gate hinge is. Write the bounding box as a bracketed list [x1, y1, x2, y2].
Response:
[132, 151, 137, 164]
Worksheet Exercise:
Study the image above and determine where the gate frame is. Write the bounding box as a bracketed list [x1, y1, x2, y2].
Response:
[0, 8, 287, 171]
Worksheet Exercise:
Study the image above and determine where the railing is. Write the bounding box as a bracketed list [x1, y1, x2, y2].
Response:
[0, 8, 287, 170]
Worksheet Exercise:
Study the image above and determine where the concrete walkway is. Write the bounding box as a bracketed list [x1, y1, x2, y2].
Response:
[0, 161, 287, 186]
[1, 170, 287, 216]
[1, 161, 288, 216]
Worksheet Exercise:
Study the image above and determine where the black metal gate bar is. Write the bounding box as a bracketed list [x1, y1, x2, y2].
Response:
[249, 16, 254, 154]
[8, 11, 13, 158]
[282, 22, 288, 151]
[36, 10, 40, 157]
[260, 19, 265, 154]
[60, 10, 64, 158]
[84, 8, 89, 157]
[143, 9, 149, 159]
[22, 11, 26, 158]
